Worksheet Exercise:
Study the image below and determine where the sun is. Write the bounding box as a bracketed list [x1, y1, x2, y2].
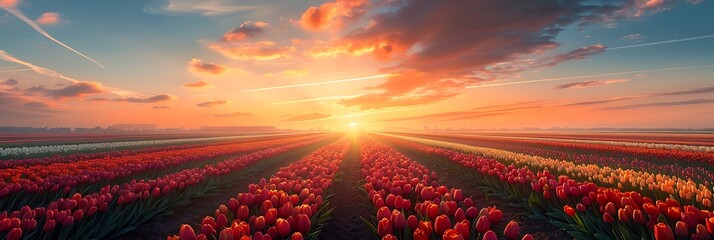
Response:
[349, 122, 358, 127]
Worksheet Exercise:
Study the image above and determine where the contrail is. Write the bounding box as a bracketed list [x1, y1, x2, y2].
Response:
[0, 49, 135, 96]
[269, 95, 361, 105]
[465, 64, 714, 89]
[609, 34, 714, 50]
[2, 7, 105, 68]
[0, 68, 31, 73]
[243, 74, 392, 92]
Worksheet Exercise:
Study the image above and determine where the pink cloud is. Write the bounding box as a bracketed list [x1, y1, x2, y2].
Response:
[187, 58, 228, 75]
[115, 94, 175, 103]
[299, 0, 368, 31]
[26, 81, 107, 99]
[0, 0, 18, 8]
[36, 12, 61, 25]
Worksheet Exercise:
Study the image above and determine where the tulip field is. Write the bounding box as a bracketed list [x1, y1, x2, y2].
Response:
[0, 132, 712, 240]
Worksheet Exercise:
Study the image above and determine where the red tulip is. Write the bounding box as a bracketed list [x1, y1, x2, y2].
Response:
[392, 211, 407, 230]
[218, 228, 233, 240]
[381, 234, 397, 240]
[618, 208, 629, 223]
[7, 228, 22, 240]
[434, 214, 451, 235]
[666, 207, 682, 221]
[694, 224, 710, 240]
[654, 223, 675, 240]
[43, 219, 56, 232]
[443, 229, 464, 240]
[522, 234, 534, 240]
[289, 232, 303, 240]
[454, 220, 470, 239]
[487, 208, 502, 224]
[418, 220, 433, 236]
[632, 209, 646, 224]
[504, 220, 520, 240]
[179, 224, 197, 240]
[378, 218, 393, 237]
[707, 217, 714, 234]
[413, 228, 429, 240]
[377, 207, 391, 222]
[265, 208, 277, 225]
[675, 221, 688, 238]
[475, 216, 490, 234]
[603, 213, 614, 223]
[563, 205, 576, 217]
[407, 215, 418, 230]
[295, 214, 311, 234]
[576, 203, 586, 212]
[237, 205, 249, 221]
[254, 216, 266, 231]
[482, 230, 498, 240]
[276, 218, 291, 237]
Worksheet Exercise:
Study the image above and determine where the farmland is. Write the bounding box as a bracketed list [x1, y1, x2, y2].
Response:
[0, 131, 711, 240]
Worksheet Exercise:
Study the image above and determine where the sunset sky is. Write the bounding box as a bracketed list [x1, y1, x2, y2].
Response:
[1, 0, 713, 130]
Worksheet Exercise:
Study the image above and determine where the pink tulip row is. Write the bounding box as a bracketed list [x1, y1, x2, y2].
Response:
[0, 135, 324, 211]
[168, 141, 350, 240]
[0, 138, 327, 240]
[381, 135, 714, 240]
[360, 138, 531, 240]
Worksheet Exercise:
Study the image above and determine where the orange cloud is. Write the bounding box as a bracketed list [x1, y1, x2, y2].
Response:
[183, 80, 213, 88]
[196, 100, 230, 107]
[187, 58, 228, 75]
[25, 81, 107, 99]
[0, 0, 18, 8]
[222, 21, 269, 42]
[283, 113, 331, 122]
[207, 41, 294, 61]
[36, 12, 61, 25]
[299, 0, 368, 31]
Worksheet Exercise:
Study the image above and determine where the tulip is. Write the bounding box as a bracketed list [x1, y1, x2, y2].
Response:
[392, 211, 407, 230]
[487, 208, 502, 224]
[382, 234, 397, 240]
[654, 223, 675, 240]
[694, 224, 710, 239]
[504, 220, 520, 240]
[675, 221, 688, 238]
[618, 208, 629, 223]
[378, 218, 393, 237]
[522, 234, 534, 240]
[407, 215, 418, 230]
[475, 216, 490, 234]
[443, 229, 464, 240]
[276, 218, 291, 237]
[563, 205, 576, 216]
[632, 209, 646, 224]
[291, 232, 304, 240]
[254, 216, 266, 231]
[7, 228, 22, 240]
[179, 224, 197, 240]
[707, 217, 714, 234]
[454, 220, 470, 239]
[603, 213, 614, 223]
[219, 228, 233, 240]
[482, 230, 498, 240]
[413, 228, 429, 240]
[418, 221, 433, 236]
[434, 214, 451, 235]
[295, 214, 311, 234]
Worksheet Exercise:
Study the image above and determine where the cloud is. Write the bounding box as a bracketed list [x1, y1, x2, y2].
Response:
[283, 69, 309, 77]
[299, 0, 368, 31]
[187, 58, 228, 75]
[222, 21, 269, 42]
[206, 112, 253, 118]
[283, 113, 331, 122]
[207, 41, 295, 61]
[143, 0, 261, 16]
[533, 44, 607, 68]
[554, 79, 629, 89]
[2, 79, 18, 86]
[0, 7, 103, 68]
[0, 49, 136, 97]
[183, 80, 213, 88]
[0, 0, 18, 8]
[338, 70, 467, 110]
[563, 86, 714, 106]
[377, 101, 545, 122]
[25, 81, 107, 99]
[602, 98, 714, 110]
[36, 12, 61, 25]
[115, 94, 175, 103]
[197, 100, 230, 107]
[86, 97, 111, 102]
[153, 105, 170, 109]
[621, 33, 645, 41]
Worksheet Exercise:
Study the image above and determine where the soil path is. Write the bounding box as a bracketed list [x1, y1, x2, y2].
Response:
[319, 139, 373, 240]
[385, 140, 570, 240]
[113, 140, 331, 239]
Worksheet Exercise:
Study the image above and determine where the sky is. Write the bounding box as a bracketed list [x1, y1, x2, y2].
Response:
[0, 0, 713, 130]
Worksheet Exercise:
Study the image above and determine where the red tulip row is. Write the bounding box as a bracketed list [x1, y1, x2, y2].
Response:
[168, 140, 350, 240]
[381, 135, 714, 240]
[360, 138, 532, 240]
[401, 133, 714, 184]
[0, 137, 329, 240]
[0, 134, 324, 211]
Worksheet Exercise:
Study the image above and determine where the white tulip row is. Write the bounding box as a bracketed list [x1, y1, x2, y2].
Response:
[441, 133, 714, 152]
[0, 133, 303, 157]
